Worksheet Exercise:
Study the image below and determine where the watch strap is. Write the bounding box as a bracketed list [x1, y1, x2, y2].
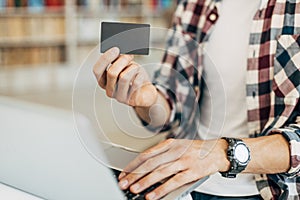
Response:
[220, 137, 250, 178]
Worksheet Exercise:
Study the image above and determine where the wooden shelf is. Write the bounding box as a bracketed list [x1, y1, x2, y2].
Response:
[0, 37, 65, 47]
[0, 7, 65, 17]
[0, 0, 176, 67]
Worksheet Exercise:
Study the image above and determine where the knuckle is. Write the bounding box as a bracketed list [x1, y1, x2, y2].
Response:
[116, 97, 127, 104]
[173, 174, 184, 182]
[127, 173, 137, 181]
[118, 73, 129, 84]
[132, 65, 141, 75]
[99, 82, 105, 89]
[175, 171, 191, 183]
[131, 61, 139, 66]
[167, 138, 174, 142]
[107, 70, 118, 79]
[98, 77, 106, 88]
[106, 89, 113, 98]
[144, 159, 153, 168]
[157, 168, 168, 176]
[174, 161, 184, 170]
[138, 153, 148, 162]
[129, 63, 140, 71]
[123, 54, 134, 62]
[143, 147, 155, 155]
[165, 138, 175, 145]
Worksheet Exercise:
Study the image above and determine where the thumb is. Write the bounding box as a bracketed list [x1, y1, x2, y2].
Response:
[130, 84, 158, 107]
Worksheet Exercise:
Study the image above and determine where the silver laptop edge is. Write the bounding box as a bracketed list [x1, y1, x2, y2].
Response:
[0, 96, 208, 200]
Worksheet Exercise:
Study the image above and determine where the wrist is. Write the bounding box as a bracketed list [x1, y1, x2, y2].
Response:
[134, 91, 170, 128]
[134, 88, 159, 110]
[216, 139, 230, 172]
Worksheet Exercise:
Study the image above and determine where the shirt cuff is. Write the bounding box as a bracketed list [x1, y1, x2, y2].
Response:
[269, 124, 300, 177]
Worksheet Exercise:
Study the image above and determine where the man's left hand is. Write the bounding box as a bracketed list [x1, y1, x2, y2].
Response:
[118, 138, 229, 200]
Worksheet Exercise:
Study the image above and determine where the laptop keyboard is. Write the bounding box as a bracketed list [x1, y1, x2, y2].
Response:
[111, 169, 162, 200]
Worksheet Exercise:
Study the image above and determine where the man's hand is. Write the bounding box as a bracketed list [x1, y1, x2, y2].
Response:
[93, 47, 158, 107]
[117, 135, 291, 200]
[118, 139, 229, 200]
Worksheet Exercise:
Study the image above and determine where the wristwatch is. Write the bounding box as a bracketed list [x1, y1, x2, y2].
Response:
[220, 137, 251, 178]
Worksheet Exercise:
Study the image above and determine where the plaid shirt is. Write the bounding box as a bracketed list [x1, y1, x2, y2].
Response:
[152, 0, 300, 199]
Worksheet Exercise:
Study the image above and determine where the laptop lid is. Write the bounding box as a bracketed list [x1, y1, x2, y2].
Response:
[0, 96, 124, 200]
[0, 96, 208, 200]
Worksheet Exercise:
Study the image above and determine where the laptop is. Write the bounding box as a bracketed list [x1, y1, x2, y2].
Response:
[0, 96, 208, 200]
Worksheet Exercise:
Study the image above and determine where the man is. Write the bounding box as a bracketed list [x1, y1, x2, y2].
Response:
[93, 0, 300, 199]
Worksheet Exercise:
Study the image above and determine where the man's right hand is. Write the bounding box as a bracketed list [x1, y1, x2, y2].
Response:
[93, 47, 158, 107]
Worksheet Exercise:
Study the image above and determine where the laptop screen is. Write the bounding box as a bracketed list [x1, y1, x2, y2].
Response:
[0, 97, 123, 200]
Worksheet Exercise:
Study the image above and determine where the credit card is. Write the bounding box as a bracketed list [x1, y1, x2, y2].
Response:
[100, 21, 150, 55]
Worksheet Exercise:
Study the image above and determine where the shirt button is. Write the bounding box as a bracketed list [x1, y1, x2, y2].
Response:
[209, 13, 217, 21]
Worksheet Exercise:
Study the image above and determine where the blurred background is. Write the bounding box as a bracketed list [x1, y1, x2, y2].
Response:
[0, 0, 176, 151]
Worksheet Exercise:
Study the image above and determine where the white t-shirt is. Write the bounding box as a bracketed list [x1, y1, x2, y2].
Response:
[196, 0, 261, 196]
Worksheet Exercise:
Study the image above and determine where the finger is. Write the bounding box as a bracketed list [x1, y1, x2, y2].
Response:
[119, 150, 181, 190]
[128, 73, 157, 107]
[99, 71, 107, 89]
[93, 47, 120, 82]
[130, 161, 185, 194]
[121, 139, 175, 175]
[105, 54, 134, 97]
[145, 171, 193, 200]
[128, 71, 144, 105]
[114, 63, 139, 104]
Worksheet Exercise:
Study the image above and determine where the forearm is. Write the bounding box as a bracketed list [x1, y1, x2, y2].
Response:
[244, 134, 290, 174]
[218, 134, 290, 174]
[134, 91, 171, 129]
[119, 133, 293, 199]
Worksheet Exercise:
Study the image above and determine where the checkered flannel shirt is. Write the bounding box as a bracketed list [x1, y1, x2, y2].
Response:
[152, 0, 300, 199]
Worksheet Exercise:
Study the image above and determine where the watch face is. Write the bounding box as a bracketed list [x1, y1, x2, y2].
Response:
[235, 144, 249, 164]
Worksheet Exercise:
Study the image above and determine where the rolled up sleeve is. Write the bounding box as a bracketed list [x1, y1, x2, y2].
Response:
[269, 116, 300, 177]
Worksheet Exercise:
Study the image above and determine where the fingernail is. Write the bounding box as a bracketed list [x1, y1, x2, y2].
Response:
[119, 179, 128, 189]
[147, 192, 156, 200]
[129, 99, 134, 106]
[118, 172, 126, 180]
[131, 184, 139, 192]
[111, 47, 120, 56]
